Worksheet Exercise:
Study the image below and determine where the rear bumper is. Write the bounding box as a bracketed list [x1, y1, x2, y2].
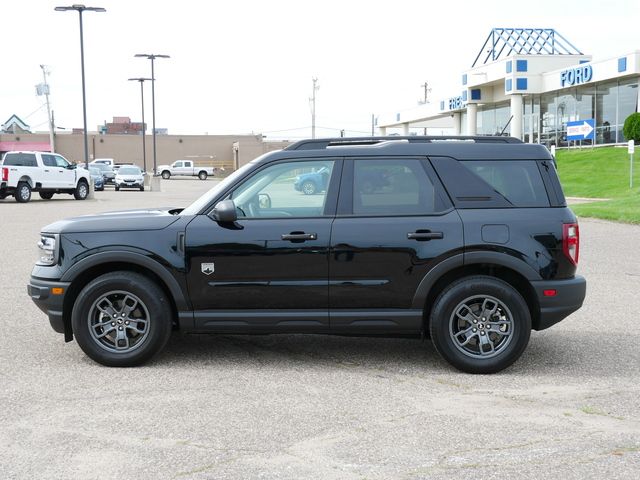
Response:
[27, 278, 71, 336]
[531, 275, 586, 330]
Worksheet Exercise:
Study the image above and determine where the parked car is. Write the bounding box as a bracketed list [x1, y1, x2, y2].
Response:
[1, 151, 90, 202]
[115, 166, 145, 191]
[156, 160, 215, 180]
[293, 166, 331, 195]
[88, 166, 105, 191]
[92, 158, 115, 167]
[91, 163, 116, 185]
[28, 136, 586, 373]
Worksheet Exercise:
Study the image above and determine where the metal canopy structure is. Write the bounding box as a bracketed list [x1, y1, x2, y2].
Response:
[472, 28, 583, 67]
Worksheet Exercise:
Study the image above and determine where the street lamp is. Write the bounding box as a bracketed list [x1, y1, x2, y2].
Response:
[128, 77, 152, 173]
[55, 4, 106, 169]
[134, 54, 170, 175]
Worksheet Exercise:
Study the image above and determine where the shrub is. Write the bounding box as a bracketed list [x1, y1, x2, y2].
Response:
[623, 112, 640, 143]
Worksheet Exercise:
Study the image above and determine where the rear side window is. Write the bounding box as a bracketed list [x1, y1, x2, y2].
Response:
[461, 161, 549, 207]
[430, 156, 549, 208]
[3, 153, 37, 167]
[353, 159, 447, 215]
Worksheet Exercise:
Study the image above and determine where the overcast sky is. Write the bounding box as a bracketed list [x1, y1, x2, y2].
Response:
[2, 0, 638, 139]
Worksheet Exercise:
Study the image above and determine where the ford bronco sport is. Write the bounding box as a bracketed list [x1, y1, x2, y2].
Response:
[28, 136, 586, 373]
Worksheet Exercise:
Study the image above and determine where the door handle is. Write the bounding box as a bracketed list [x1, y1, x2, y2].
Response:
[44, 169, 50, 172]
[407, 231, 444, 241]
[281, 232, 317, 242]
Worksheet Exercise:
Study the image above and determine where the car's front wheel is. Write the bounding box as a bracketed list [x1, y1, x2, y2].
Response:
[429, 276, 531, 374]
[301, 181, 316, 195]
[71, 271, 173, 367]
[161, 171, 171, 180]
[74, 180, 88, 200]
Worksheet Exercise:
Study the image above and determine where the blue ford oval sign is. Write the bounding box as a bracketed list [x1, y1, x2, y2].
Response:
[560, 65, 593, 87]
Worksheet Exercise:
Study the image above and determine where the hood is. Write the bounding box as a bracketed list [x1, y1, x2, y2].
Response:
[42, 208, 181, 234]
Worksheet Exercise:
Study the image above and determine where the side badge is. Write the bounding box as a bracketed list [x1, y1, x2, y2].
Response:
[201, 263, 215, 275]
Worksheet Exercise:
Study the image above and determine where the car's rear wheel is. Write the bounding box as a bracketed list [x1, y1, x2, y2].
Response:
[301, 181, 316, 195]
[15, 182, 31, 203]
[198, 171, 207, 180]
[39, 191, 54, 200]
[71, 272, 173, 367]
[161, 171, 171, 179]
[74, 180, 88, 200]
[429, 276, 531, 374]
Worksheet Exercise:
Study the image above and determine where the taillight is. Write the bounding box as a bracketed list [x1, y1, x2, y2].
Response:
[563, 223, 579, 266]
[1, 167, 7, 182]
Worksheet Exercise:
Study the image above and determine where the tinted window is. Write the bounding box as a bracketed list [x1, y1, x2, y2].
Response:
[41, 154, 57, 167]
[353, 159, 444, 215]
[461, 161, 549, 207]
[231, 160, 335, 218]
[3, 153, 37, 167]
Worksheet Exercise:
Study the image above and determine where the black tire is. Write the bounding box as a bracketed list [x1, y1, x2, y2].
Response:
[71, 271, 173, 367]
[140, 186, 145, 191]
[429, 276, 531, 374]
[74, 180, 89, 200]
[39, 191, 55, 200]
[15, 182, 31, 203]
[115, 185, 120, 191]
[161, 171, 171, 180]
[301, 180, 316, 195]
[198, 171, 208, 180]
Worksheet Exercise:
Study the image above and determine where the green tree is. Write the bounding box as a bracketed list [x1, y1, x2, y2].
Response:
[623, 112, 640, 142]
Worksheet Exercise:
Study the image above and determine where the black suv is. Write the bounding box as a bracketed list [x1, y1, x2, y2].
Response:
[28, 137, 586, 373]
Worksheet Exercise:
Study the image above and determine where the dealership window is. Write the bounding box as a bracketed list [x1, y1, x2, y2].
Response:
[596, 81, 617, 144]
[540, 92, 558, 147]
[477, 103, 510, 135]
[556, 90, 577, 147]
[618, 78, 639, 142]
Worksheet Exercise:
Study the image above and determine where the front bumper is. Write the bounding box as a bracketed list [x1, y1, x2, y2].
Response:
[117, 181, 143, 188]
[531, 275, 586, 330]
[27, 278, 71, 337]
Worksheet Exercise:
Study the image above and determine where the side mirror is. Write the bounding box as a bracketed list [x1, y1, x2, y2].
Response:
[211, 199, 238, 223]
[67, 164, 77, 170]
[258, 193, 271, 209]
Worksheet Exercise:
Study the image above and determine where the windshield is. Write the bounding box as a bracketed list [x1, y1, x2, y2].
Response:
[180, 161, 256, 216]
[119, 167, 141, 175]
[89, 167, 101, 175]
[95, 164, 113, 172]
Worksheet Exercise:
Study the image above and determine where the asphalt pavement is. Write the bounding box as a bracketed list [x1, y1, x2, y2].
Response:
[1, 179, 639, 479]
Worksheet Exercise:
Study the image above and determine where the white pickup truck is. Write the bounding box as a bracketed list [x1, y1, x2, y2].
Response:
[156, 160, 215, 180]
[0, 151, 91, 203]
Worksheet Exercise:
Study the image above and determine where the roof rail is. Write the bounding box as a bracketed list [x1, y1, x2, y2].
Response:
[285, 136, 523, 151]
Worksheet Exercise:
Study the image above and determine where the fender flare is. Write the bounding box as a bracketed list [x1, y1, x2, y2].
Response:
[411, 251, 541, 309]
[60, 250, 190, 311]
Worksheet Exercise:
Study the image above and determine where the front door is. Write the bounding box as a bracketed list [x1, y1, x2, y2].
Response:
[329, 157, 464, 333]
[185, 158, 341, 331]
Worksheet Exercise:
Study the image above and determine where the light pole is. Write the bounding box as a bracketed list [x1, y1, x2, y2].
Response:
[128, 78, 152, 173]
[134, 54, 170, 175]
[55, 4, 106, 169]
[310, 77, 319, 139]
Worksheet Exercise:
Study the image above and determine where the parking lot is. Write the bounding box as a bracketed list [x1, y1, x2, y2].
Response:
[1, 179, 639, 479]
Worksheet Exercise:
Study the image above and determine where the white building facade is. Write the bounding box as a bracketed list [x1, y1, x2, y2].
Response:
[377, 28, 640, 146]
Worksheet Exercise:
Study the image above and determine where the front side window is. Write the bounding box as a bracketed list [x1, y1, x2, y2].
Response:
[230, 160, 335, 218]
[174, 161, 183, 168]
[54, 155, 70, 168]
[352, 159, 444, 215]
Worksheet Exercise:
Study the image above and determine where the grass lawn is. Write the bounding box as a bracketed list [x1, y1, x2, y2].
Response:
[555, 146, 640, 223]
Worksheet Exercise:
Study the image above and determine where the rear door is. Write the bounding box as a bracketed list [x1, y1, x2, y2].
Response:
[329, 157, 464, 333]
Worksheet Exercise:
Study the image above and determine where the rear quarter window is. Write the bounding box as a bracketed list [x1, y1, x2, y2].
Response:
[3, 153, 37, 167]
[461, 161, 549, 207]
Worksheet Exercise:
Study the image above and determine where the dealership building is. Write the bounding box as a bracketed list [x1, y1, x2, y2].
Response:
[377, 28, 640, 146]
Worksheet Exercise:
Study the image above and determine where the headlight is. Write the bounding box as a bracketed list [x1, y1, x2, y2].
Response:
[37, 234, 58, 266]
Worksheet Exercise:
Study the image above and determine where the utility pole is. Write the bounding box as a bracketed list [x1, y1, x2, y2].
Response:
[310, 77, 319, 139]
[37, 65, 55, 152]
[418, 81, 431, 105]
